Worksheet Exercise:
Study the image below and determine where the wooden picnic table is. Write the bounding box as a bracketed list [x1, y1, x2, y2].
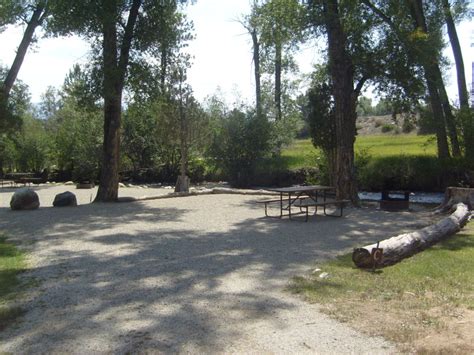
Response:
[258, 185, 349, 221]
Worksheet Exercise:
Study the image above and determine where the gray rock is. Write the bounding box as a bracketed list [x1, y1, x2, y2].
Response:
[53, 191, 77, 207]
[10, 188, 40, 210]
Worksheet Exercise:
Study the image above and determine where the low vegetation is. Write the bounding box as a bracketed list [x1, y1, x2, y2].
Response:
[281, 135, 437, 170]
[280, 136, 473, 191]
[0, 235, 26, 331]
[290, 221, 474, 353]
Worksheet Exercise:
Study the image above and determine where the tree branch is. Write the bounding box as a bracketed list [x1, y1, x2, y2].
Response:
[117, 0, 142, 86]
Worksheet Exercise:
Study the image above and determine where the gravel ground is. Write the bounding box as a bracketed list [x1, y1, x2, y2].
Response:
[0, 184, 436, 353]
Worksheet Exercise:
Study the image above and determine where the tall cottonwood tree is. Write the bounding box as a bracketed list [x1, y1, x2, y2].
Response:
[240, 1, 263, 119]
[0, 0, 48, 101]
[48, 0, 190, 201]
[306, 0, 384, 203]
[442, 0, 474, 160]
[362, 0, 462, 158]
[257, 0, 306, 121]
[0, 0, 48, 132]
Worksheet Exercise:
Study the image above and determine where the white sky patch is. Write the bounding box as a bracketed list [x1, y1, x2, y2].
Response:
[0, 0, 472, 106]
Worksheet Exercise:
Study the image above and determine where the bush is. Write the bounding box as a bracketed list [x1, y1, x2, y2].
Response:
[207, 108, 272, 187]
[381, 123, 395, 133]
[357, 155, 474, 191]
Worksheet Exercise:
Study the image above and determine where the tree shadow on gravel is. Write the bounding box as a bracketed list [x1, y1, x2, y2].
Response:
[0, 196, 434, 353]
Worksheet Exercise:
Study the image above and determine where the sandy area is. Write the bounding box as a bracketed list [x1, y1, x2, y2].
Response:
[0, 184, 437, 353]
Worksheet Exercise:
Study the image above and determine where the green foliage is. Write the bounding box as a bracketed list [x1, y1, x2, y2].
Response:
[279, 136, 473, 191]
[356, 96, 374, 116]
[304, 69, 335, 153]
[357, 155, 473, 191]
[53, 101, 103, 182]
[381, 123, 395, 133]
[15, 115, 50, 172]
[207, 108, 272, 187]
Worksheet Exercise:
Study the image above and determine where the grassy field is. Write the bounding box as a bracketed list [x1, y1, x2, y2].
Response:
[281, 135, 437, 169]
[0, 235, 26, 331]
[290, 221, 474, 353]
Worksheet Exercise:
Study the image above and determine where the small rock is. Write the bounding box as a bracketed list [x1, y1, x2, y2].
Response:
[319, 272, 330, 279]
[53, 191, 77, 207]
[10, 188, 40, 210]
[312, 268, 322, 274]
[64, 181, 74, 185]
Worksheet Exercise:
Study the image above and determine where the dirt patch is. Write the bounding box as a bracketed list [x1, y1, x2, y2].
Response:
[318, 299, 474, 354]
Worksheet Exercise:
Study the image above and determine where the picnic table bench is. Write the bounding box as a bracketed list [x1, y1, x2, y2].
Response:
[257, 185, 350, 222]
[3, 173, 43, 186]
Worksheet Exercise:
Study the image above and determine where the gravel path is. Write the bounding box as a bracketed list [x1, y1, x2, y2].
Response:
[0, 185, 435, 353]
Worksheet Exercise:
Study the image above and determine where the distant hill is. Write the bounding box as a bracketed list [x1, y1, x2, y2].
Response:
[356, 114, 418, 135]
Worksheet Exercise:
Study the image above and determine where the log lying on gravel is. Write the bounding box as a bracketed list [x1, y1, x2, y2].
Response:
[352, 203, 471, 268]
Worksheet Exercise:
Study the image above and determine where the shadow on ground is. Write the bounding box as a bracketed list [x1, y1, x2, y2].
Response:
[0, 194, 431, 353]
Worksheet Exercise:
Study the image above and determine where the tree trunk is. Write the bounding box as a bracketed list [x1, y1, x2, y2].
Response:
[323, 0, 359, 205]
[275, 40, 282, 121]
[408, 0, 451, 159]
[2, 3, 45, 100]
[95, 0, 142, 202]
[96, 8, 121, 202]
[434, 187, 474, 213]
[251, 28, 262, 119]
[352, 203, 470, 268]
[442, 0, 474, 160]
[434, 66, 461, 156]
[425, 75, 451, 159]
[442, 0, 469, 110]
[160, 46, 168, 94]
[175, 81, 189, 193]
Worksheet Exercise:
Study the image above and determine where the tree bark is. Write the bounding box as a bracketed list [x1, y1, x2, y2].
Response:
[408, 0, 452, 159]
[275, 39, 282, 121]
[175, 78, 189, 193]
[2, 3, 46, 100]
[352, 203, 471, 268]
[442, 0, 469, 110]
[323, 0, 360, 204]
[95, 0, 142, 202]
[434, 187, 474, 213]
[442, 0, 474, 160]
[251, 28, 262, 119]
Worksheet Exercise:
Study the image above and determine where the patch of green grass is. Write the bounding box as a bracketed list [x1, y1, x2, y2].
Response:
[281, 135, 437, 170]
[292, 221, 474, 308]
[290, 221, 474, 351]
[355, 134, 436, 157]
[281, 139, 321, 169]
[0, 234, 26, 330]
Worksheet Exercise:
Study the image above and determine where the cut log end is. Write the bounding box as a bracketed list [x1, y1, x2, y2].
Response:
[352, 248, 373, 268]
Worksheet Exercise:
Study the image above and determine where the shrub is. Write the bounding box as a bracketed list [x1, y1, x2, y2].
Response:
[381, 123, 395, 133]
[207, 108, 272, 187]
[357, 155, 473, 191]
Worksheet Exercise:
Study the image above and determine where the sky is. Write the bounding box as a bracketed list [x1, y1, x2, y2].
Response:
[0, 0, 472, 105]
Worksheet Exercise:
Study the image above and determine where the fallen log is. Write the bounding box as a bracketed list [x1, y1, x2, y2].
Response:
[352, 203, 471, 268]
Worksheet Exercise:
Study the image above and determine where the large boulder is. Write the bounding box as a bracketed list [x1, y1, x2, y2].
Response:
[53, 191, 77, 207]
[10, 188, 40, 210]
